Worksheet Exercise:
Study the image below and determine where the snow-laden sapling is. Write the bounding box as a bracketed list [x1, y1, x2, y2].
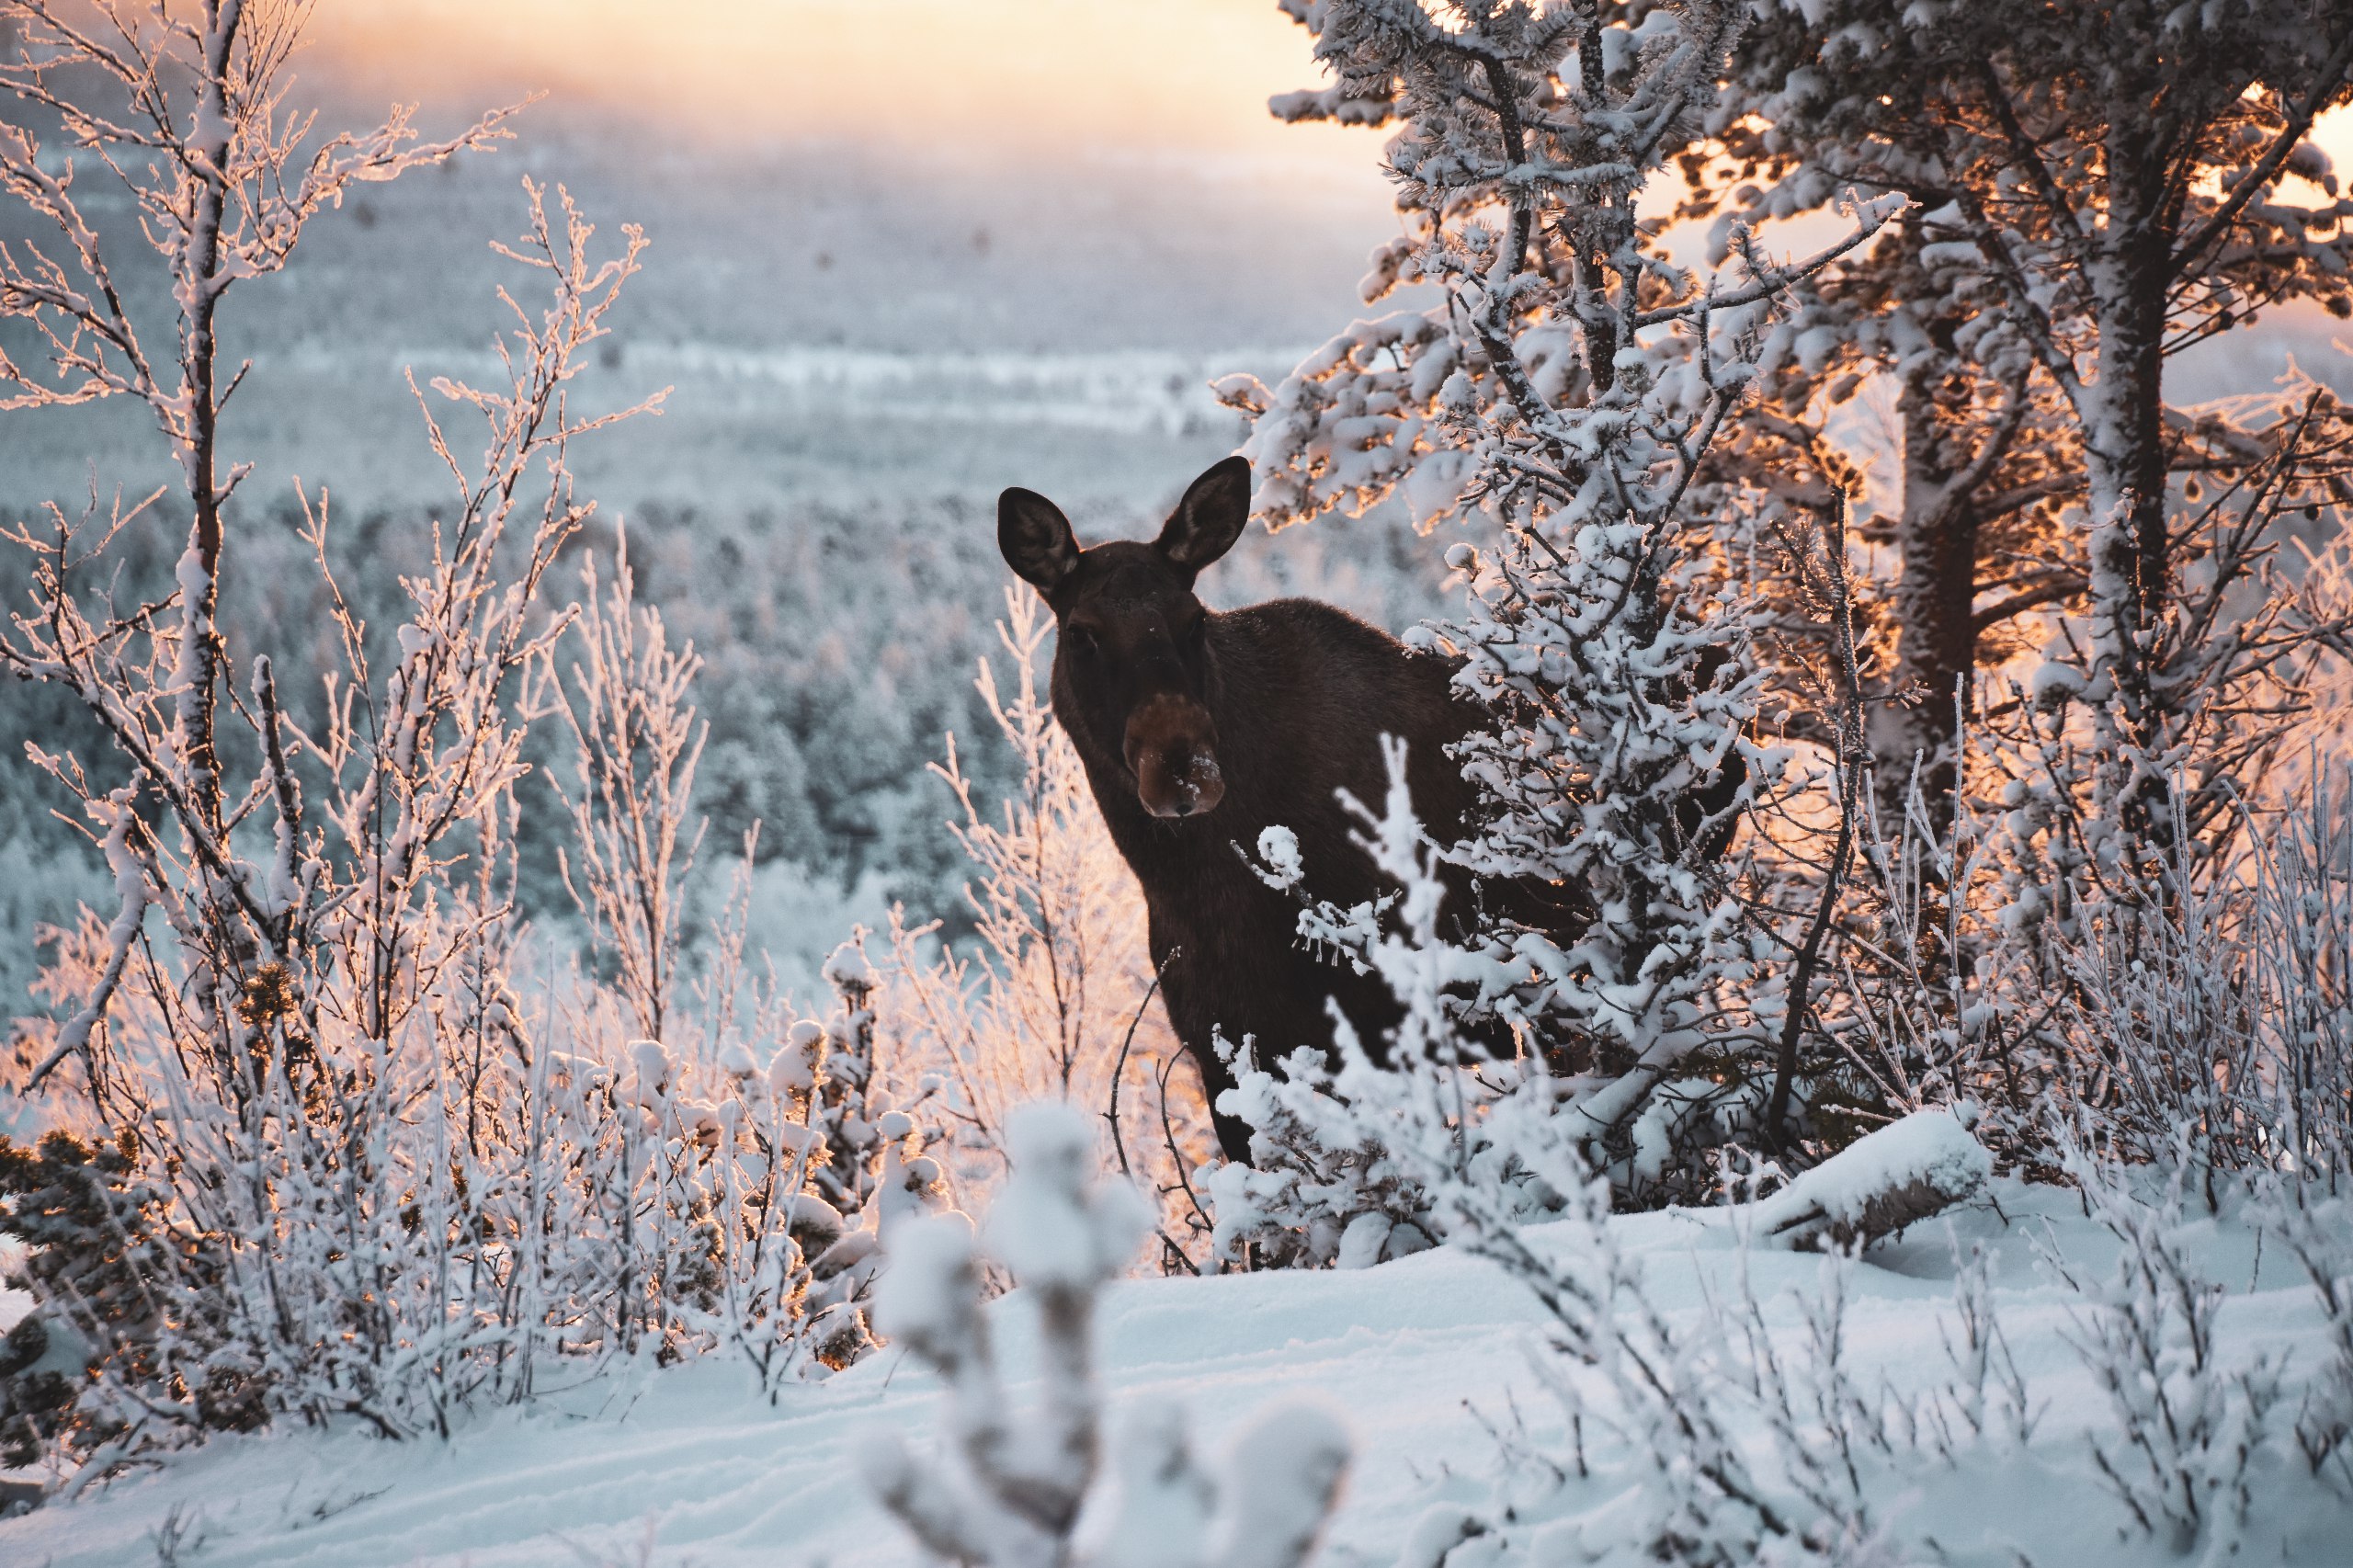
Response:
[1205, 744, 1586, 1267]
[799, 935, 949, 1346]
[1228, 0, 1908, 1197]
[861, 1104, 1348, 1568]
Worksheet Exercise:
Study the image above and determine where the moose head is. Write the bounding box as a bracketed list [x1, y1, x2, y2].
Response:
[997, 456, 1250, 820]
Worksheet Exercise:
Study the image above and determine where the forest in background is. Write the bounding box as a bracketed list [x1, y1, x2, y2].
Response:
[0, 81, 1457, 1017]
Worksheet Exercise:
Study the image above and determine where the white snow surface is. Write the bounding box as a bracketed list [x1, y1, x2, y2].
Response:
[6, 1178, 2347, 1566]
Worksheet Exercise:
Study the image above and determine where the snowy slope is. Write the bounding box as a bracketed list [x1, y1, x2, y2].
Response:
[6, 1179, 2345, 1568]
[0, 107, 1409, 516]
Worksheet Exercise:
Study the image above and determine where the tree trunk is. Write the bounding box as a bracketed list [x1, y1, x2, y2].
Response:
[2081, 101, 2182, 857]
[175, 3, 244, 839]
[1872, 357, 1983, 833]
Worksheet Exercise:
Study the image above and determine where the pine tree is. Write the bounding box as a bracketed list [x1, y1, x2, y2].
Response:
[1694, 195, 2081, 823]
[1226, 0, 1902, 1179]
[1719, 0, 2353, 853]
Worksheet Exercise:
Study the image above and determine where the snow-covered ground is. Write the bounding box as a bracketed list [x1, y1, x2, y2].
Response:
[5, 1179, 2344, 1567]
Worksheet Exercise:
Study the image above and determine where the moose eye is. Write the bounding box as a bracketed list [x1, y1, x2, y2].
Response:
[1065, 624, 1099, 658]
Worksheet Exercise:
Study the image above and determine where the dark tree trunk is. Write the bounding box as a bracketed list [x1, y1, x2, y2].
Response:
[1874, 358, 1984, 833]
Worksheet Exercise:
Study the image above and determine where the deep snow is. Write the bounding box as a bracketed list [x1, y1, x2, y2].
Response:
[4, 1178, 2345, 1567]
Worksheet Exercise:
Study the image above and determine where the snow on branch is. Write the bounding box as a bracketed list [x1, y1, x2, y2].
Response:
[865, 1104, 1347, 1568]
[1209, 742, 1992, 1265]
[1753, 1104, 1992, 1251]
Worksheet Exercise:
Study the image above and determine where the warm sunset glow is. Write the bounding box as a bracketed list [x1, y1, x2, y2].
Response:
[306, 4, 2353, 251]
[309, 0, 1377, 171]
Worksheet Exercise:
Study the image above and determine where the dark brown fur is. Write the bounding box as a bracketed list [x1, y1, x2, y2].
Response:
[999, 457, 1515, 1161]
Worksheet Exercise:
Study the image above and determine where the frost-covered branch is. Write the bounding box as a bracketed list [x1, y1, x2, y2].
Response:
[1234, 0, 1821, 1196]
[864, 1104, 1347, 1568]
[540, 536, 707, 1046]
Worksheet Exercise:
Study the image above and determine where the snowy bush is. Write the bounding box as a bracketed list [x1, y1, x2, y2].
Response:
[1199, 1037, 1445, 1270]
[1204, 741, 1586, 1267]
[2264, 1185, 2353, 1495]
[2046, 1143, 2286, 1558]
[1206, 743, 1990, 1270]
[0, 3, 923, 1473]
[862, 1102, 1348, 1568]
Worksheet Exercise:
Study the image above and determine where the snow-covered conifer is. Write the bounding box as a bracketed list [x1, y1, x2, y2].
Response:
[1725, 0, 2353, 881]
[1225, 0, 1908, 1183]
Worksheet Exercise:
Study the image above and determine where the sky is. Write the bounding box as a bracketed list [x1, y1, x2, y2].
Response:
[308, 0, 1386, 175]
[309, 2, 2353, 166]
[302, 1, 2353, 285]
[13, 2, 2352, 511]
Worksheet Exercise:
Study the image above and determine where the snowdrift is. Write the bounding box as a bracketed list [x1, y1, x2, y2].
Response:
[4, 1177, 2346, 1567]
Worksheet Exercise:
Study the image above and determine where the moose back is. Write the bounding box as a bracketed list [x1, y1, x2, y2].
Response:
[997, 455, 1499, 1163]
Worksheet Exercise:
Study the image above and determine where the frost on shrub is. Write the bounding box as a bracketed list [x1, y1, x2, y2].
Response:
[1203, 741, 1585, 1268]
[880, 591, 1215, 1267]
[2051, 1146, 2286, 1557]
[862, 1104, 1347, 1568]
[1201, 1039, 1444, 1270]
[1201, 1028, 1571, 1273]
[1374, 1130, 2351, 1567]
[1358, 1110, 1927, 1565]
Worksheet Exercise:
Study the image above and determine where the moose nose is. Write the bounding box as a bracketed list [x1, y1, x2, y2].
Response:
[1124, 693, 1225, 819]
[1137, 744, 1225, 818]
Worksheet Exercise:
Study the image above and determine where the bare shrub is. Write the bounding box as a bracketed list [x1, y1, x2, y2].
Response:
[881, 590, 1216, 1267]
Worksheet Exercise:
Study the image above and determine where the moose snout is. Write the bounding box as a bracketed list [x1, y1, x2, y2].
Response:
[1124, 692, 1226, 819]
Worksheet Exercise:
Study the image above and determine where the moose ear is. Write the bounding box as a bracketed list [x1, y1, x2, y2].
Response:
[999, 486, 1081, 594]
[1154, 455, 1250, 583]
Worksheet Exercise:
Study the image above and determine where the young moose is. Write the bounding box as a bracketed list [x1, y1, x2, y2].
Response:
[998, 456, 1501, 1163]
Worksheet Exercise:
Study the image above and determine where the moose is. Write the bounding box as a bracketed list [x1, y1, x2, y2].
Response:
[998, 455, 1528, 1163]
[1001, 456, 1747, 1163]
